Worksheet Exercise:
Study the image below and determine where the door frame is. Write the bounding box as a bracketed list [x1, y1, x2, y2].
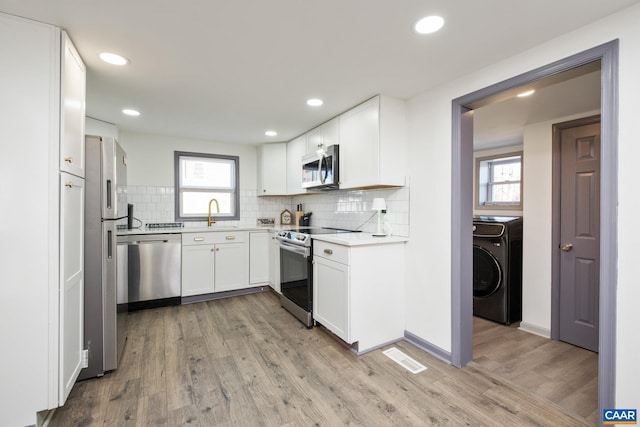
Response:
[450, 40, 618, 413]
[551, 114, 602, 345]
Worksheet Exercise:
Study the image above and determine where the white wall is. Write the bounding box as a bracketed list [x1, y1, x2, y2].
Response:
[119, 131, 258, 188]
[405, 3, 640, 408]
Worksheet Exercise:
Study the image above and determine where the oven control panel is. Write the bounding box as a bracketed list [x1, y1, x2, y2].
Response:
[276, 230, 310, 246]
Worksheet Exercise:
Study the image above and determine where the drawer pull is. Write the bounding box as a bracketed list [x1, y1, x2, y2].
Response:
[225, 236, 236, 240]
[65, 182, 73, 188]
[194, 237, 205, 242]
[64, 156, 73, 163]
[324, 249, 333, 255]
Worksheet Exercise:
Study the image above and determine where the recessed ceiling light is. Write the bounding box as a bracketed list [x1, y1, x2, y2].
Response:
[306, 98, 323, 107]
[122, 109, 140, 116]
[99, 52, 130, 66]
[265, 130, 278, 137]
[414, 15, 445, 34]
[517, 89, 536, 97]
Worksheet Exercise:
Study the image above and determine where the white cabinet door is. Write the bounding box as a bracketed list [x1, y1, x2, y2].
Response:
[215, 242, 249, 292]
[249, 231, 270, 284]
[269, 234, 281, 293]
[339, 97, 380, 189]
[181, 244, 215, 296]
[313, 256, 350, 343]
[257, 143, 287, 196]
[306, 117, 340, 153]
[286, 134, 307, 195]
[59, 173, 84, 404]
[60, 32, 85, 178]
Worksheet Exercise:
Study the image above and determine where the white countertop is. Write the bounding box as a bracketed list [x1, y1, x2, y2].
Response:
[311, 232, 409, 247]
[117, 226, 275, 236]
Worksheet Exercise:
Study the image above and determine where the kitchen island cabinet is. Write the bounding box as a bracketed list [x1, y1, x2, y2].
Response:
[312, 237, 406, 353]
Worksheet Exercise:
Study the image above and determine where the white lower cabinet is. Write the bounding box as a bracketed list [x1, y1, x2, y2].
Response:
[181, 231, 249, 296]
[181, 244, 216, 296]
[59, 173, 85, 404]
[313, 239, 405, 353]
[313, 255, 350, 341]
[249, 231, 270, 285]
[215, 242, 249, 292]
[268, 233, 281, 293]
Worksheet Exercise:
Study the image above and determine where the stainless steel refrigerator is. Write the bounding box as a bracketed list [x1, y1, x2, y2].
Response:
[79, 135, 128, 380]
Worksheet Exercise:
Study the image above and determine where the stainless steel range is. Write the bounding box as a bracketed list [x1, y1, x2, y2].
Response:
[276, 227, 357, 327]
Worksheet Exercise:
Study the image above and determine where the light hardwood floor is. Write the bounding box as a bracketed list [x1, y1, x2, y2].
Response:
[49, 291, 591, 426]
[472, 316, 598, 426]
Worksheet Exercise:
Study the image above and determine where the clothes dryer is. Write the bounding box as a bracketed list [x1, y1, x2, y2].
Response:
[473, 216, 523, 325]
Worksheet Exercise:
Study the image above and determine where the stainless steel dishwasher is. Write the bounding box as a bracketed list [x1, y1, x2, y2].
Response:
[117, 233, 182, 310]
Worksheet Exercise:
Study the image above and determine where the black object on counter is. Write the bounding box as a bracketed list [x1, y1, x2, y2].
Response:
[299, 212, 312, 226]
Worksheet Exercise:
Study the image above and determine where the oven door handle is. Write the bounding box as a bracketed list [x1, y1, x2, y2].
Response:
[278, 240, 311, 258]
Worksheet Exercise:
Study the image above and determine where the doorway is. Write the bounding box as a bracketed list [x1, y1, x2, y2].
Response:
[451, 40, 618, 413]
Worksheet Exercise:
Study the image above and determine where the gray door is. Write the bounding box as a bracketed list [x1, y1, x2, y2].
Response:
[558, 120, 600, 352]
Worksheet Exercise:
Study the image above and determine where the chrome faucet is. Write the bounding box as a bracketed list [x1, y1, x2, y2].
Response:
[208, 198, 220, 227]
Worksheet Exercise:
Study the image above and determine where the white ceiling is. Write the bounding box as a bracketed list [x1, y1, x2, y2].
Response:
[474, 68, 602, 150]
[0, 0, 635, 145]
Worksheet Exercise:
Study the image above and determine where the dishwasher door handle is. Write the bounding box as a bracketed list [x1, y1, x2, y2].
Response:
[131, 240, 169, 244]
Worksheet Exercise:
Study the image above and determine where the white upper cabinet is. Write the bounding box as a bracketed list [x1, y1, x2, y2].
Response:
[286, 134, 307, 195]
[339, 95, 407, 190]
[60, 31, 86, 178]
[306, 116, 340, 154]
[257, 143, 287, 196]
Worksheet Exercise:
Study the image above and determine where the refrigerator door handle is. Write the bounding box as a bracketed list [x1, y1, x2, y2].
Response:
[107, 230, 113, 258]
[106, 179, 112, 210]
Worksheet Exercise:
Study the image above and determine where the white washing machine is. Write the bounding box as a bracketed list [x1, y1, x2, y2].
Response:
[473, 216, 523, 325]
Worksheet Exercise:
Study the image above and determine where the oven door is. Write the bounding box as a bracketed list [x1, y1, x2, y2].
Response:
[279, 241, 312, 311]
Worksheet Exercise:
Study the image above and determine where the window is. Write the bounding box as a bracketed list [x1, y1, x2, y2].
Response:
[476, 152, 522, 209]
[174, 151, 240, 221]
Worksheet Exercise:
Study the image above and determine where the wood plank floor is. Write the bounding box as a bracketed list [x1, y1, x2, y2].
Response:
[472, 316, 598, 426]
[49, 291, 591, 426]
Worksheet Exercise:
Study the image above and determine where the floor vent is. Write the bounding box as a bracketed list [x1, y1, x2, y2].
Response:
[383, 347, 427, 374]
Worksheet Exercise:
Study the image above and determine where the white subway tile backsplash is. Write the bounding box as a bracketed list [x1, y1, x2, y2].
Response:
[124, 185, 409, 236]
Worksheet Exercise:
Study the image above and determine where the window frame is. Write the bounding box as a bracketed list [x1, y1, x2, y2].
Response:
[475, 151, 523, 211]
[174, 151, 240, 222]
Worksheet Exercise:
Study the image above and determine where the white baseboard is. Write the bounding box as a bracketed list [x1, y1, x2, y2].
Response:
[518, 322, 551, 338]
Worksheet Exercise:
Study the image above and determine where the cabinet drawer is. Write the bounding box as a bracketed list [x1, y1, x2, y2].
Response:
[313, 240, 349, 264]
[182, 231, 247, 246]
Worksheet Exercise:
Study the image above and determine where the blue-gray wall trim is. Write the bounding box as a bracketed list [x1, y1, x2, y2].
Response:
[450, 40, 618, 413]
[404, 331, 452, 365]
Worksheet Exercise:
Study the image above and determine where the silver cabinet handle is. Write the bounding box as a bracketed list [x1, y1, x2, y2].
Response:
[64, 156, 73, 163]
[65, 182, 73, 188]
[225, 236, 236, 240]
[560, 242, 574, 251]
[194, 237, 205, 242]
[324, 249, 333, 255]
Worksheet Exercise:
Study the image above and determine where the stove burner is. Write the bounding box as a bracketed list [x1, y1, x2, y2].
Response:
[146, 222, 184, 229]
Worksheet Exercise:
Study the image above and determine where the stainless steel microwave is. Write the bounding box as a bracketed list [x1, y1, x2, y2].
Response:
[301, 145, 339, 190]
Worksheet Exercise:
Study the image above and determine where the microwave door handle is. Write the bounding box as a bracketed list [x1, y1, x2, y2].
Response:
[319, 154, 327, 184]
